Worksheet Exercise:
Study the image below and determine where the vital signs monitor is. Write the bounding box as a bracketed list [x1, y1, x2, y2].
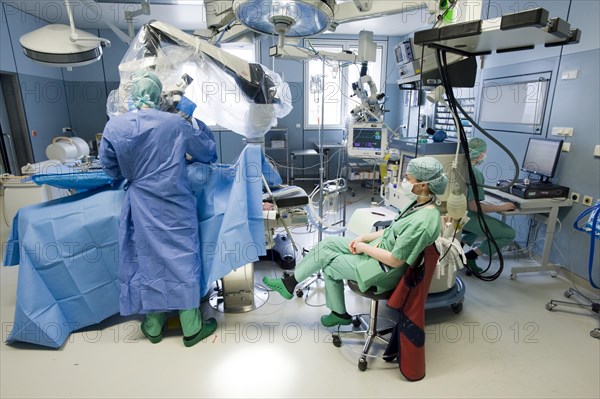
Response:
[347, 123, 387, 159]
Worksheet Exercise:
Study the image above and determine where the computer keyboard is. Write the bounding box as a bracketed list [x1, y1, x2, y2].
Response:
[483, 195, 506, 206]
[483, 194, 519, 213]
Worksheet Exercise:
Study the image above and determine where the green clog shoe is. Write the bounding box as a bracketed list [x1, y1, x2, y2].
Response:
[320, 312, 353, 327]
[183, 318, 218, 348]
[262, 276, 293, 300]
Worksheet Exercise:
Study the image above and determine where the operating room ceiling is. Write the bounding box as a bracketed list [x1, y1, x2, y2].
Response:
[5, 0, 429, 38]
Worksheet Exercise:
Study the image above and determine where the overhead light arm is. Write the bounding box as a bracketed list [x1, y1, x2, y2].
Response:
[269, 30, 376, 62]
[65, 0, 111, 46]
[65, 0, 77, 40]
[79, 0, 150, 44]
[124, 0, 151, 40]
[334, 0, 437, 24]
[352, 0, 373, 12]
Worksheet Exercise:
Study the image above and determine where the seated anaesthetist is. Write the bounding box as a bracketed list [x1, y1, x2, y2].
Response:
[263, 157, 448, 327]
[462, 138, 516, 273]
[100, 70, 218, 347]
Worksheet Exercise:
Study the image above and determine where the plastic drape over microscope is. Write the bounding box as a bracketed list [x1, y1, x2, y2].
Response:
[106, 21, 292, 138]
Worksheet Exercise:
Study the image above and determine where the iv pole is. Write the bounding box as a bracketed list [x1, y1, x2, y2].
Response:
[318, 58, 326, 241]
[294, 57, 327, 298]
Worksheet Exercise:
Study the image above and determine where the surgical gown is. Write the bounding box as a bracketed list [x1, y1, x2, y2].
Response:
[100, 109, 217, 315]
[294, 205, 441, 314]
[463, 167, 515, 256]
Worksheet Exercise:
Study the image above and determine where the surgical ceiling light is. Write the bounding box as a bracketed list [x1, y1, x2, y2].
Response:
[233, 0, 334, 47]
[19, 1, 110, 70]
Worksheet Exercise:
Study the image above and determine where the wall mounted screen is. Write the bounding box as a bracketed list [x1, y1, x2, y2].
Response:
[479, 72, 551, 134]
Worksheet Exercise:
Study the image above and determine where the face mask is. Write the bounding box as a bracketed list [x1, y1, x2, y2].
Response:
[401, 178, 418, 201]
[474, 154, 486, 166]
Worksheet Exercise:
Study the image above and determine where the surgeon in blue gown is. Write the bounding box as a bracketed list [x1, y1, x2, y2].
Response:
[100, 70, 218, 347]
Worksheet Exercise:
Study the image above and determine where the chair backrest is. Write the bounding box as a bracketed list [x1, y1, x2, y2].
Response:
[385, 244, 440, 381]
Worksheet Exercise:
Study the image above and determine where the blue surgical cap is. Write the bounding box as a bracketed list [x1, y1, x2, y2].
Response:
[469, 137, 487, 160]
[129, 71, 162, 109]
[407, 156, 448, 195]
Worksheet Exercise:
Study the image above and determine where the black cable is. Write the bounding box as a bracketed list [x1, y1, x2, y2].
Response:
[454, 101, 520, 188]
[434, 49, 502, 281]
[437, 224, 459, 263]
[440, 50, 502, 280]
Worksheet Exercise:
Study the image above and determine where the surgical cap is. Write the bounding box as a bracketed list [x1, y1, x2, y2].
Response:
[468, 137, 487, 159]
[407, 156, 448, 195]
[129, 71, 162, 109]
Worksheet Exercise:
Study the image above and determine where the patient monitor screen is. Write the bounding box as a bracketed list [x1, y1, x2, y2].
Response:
[348, 124, 387, 159]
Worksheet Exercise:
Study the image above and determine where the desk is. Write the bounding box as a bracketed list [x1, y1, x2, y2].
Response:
[289, 142, 343, 184]
[289, 149, 319, 184]
[484, 188, 573, 279]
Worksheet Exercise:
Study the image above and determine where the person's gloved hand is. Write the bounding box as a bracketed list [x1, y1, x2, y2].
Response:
[176, 96, 197, 121]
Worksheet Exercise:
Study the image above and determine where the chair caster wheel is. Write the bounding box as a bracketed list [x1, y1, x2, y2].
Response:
[352, 316, 361, 327]
[545, 302, 556, 311]
[465, 269, 472, 276]
[332, 335, 341, 347]
[590, 329, 600, 339]
[358, 356, 367, 371]
[564, 289, 573, 298]
[295, 289, 304, 298]
[451, 302, 463, 314]
[510, 273, 517, 280]
[551, 271, 558, 278]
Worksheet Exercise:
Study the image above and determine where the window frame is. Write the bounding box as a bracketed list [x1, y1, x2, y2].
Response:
[303, 38, 387, 129]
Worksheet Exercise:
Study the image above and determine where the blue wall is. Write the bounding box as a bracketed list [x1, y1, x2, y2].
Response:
[2, 2, 71, 162]
[1, 1, 598, 282]
[474, 0, 600, 282]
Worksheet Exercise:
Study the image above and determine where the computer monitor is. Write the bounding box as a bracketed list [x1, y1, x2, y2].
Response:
[521, 138, 563, 182]
[400, 153, 415, 181]
[394, 40, 414, 66]
[347, 123, 387, 159]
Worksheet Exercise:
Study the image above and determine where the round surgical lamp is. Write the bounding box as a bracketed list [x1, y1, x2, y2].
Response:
[232, 0, 334, 37]
[20, 24, 107, 69]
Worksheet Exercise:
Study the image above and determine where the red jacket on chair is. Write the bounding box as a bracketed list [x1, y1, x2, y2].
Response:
[384, 244, 440, 381]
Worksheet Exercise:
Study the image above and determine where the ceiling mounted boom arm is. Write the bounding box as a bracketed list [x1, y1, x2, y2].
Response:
[124, 0, 151, 39]
[331, 0, 438, 30]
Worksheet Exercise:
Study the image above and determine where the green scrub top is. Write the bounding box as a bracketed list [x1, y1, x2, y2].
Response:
[466, 166, 485, 218]
[467, 167, 485, 202]
[376, 205, 441, 265]
[367, 204, 441, 293]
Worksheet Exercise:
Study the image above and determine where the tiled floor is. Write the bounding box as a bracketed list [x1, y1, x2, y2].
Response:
[1, 183, 599, 398]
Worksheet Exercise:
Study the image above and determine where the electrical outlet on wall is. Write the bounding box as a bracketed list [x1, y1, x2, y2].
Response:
[571, 192, 580, 203]
[582, 195, 593, 206]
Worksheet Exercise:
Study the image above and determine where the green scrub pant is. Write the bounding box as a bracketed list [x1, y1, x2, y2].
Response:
[142, 308, 202, 337]
[462, 212, 516, 256]
[295, 236, 364, 314]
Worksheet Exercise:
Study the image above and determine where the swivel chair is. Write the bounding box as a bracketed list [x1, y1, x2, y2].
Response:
[332, 249, 430, 372]
[331, 281, 395, 371]
[333, 245, 443, 379]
